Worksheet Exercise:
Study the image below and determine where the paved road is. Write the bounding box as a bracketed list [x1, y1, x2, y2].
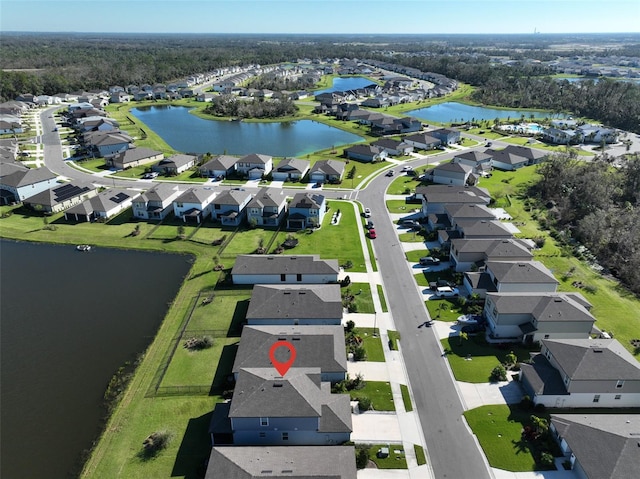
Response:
[359, 168, 492, 479]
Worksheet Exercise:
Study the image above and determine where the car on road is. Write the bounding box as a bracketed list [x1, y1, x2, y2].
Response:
[363, 207, 371, 218]
[385, 170, 395, 177]
[401, 165, 413, 172]
[368, 228, 377, 239]
[433, 286, 459, 298]
[143, 172, 159, 179]
[365, 220, 374, 230]
[485, 141, 492, 147]
[419, 256, 440, 265]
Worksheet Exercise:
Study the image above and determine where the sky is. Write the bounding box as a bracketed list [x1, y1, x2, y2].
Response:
[1, 0, 639, 35]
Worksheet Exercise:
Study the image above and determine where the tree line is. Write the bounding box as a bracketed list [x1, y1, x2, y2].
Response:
[529, 152, 640, 294]
[203, 94, 298, 119]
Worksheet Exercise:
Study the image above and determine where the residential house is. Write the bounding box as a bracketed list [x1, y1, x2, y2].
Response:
[173, 187, 217, 223]
[521, 339, 640, 408]
[370, 116, 421, 135]
[196, 92, 215, 102]
[231, 254, 339, 285]
[549, 414, 640, 478]
[428, 161, 477, 186]
[199, 154, 237, 179]
[483, 292, 595, 344]
[372, 138, 414, 156]
[109, 91, 131, 103]
[271, 157, 310, 182]
[578, 125, 618, 144]
[91, 132, 133, 158]
[152, 154, 197, 175]
[211, 188, 253, 226]
[287, 192, 326, 229]
[429, 128, 460, 145]
[23, 181, 97, 214]
[308, 160, 345, 184]
[246, 284, 342, 325]
[463, 260, 559, 298]
[232, 325, 347, 383]
[132, 183, 182, 220]
[64, 188, 138, 222]
[205, 446, 356, 479]
[246, 187, 287, 227]
[449, 238, 533, 272]
[344, 144, 387, 163]
[452, 150, 493, 176]
[106, 147, 163, 170]
[0, 164, 57, 205]
[236, 153, 273, 180]
[417, 185, 491, 215]
[76, 117, 119, 133]
[486, 146, 548, 171]
[404, 132, 442, 150]
[217, 367, 351, 445]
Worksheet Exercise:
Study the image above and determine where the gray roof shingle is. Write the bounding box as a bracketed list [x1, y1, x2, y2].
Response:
[246, 284, 342, 321]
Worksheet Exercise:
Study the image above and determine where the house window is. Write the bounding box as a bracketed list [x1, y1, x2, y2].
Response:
[616, 380, 625, 389]
[544, 334, 550, 339]
[296, 274, 302, 282]
[593, 395, 600, 403]
[280, 274, 286, 282]
[177, 202, 183, 208]
[615, 394, 621, 400]
[215, 204, 221, 209]
[259, 432, 266, 438]
[260, 417, 269, 426]
[282, 432, 289, 441]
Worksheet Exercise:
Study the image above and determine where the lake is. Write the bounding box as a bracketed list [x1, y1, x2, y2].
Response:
[0, 240, 192, 479]
[406, 102, 555, 123]
[314, 76, 377, 94]
[130, 106, 363, 156]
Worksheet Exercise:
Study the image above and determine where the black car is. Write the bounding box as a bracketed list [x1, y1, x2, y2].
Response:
[365, 220, 374, 230]
[461, 323, 486, 335]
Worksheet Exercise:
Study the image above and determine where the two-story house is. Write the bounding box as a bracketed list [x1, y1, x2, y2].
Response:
[0, 163, 57, 205]
[132, 183, 182, 220]
[463, 260, 558, 298]
[449, 238, 533, 272]
[236, 153, 273, 180]
[198, 154, 238, 179]
[429, 128, 460, 145]
[231, 254, 340, 285]
[520, 339, 640, 408]
[287, 192, 326, 230]
[428, 162, 477, 187]
[106, 147, 163, 170]
[246, 284, 342, 326]
[211, 188, 253, 226]
[245, 187, 287, 227]
[173, 187, 217, 223]
[417, 185, 491, 216]
[451, 150, 493, 176]
[483, 292, 595, 344]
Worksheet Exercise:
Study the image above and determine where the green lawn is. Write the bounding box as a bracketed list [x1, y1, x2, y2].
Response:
[347, 283, 375, 314]
[414, 444, 427, 466]
[386, 199, 420, 214]
[400, 384, 412, 412]
[426, 298, 463, 322]
[362, 443, 407, 469]
[377, 284, 388, 312]
[464, 405, 551, 472]
[350, 381, 395, 411]
[442, 337, 533, 383]
[387, 330, 401, 350]
[405, 249, 430, 262]
[387, 175, 419, 195]
[358, 327, 385, 362]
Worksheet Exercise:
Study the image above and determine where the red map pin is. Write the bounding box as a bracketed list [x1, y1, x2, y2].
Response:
[269, 340, 297, 377]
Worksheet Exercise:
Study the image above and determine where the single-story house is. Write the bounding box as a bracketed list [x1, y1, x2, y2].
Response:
[106, 147, 163, 170]
[429, 161, 477, 186]
[343, 144, 387, 163]
[271, 157, 310, 182]
[23, 181, 97, 214]
[231, 254, 340, 285]
[372, 138, 414, 156]
[92, 132, 133, 158]
[152, 154, 197, 175]
[232, 325, 347, 383]
[245, 187, 287, 227]
[64, 188, 138, 222]
[521, 339, 640, 408]
[246, 284, 342, 326]
[199, 154, 238, 179]
[308, 160, 345, 184]
[417, 185, 491, 215]
[404, 132, 442, 150]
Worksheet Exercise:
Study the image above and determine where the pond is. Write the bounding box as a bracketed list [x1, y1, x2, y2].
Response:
[0, 240, 192, 479]
[314, 76, 377, 94]
[406, 102, 556, 124]
[130, 106, 363, 156]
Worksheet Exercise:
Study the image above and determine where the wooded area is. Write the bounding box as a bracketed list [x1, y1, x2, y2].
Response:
[530, 153, 640, 294]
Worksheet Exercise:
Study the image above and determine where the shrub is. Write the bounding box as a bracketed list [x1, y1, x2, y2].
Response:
[183, 336, 213, 351]
[352, 345, 367, 361]
[345, 320, 356, 333]
[538, 451, 554, 468]
[355, 445, 369, 469]
[357, 396, 372, 412]
[141, 430, 172, 458]
[490, 364, 507, 382]
[519, 395, 533, 411]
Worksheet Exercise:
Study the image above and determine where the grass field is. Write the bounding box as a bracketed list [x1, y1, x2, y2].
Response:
[350, 381, 395, 411]
[363, 443, 407, 469]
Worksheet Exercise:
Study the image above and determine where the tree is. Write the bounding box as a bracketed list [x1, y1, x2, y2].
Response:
[490, 364, 507, 382]
[530, 415, 549, 436]
[355, 445, 369, 469]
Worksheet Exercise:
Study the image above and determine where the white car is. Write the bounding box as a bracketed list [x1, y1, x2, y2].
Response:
[433, 286, 460, 298]
[401, 166, 413, 172]
[364, 207, 371, 218]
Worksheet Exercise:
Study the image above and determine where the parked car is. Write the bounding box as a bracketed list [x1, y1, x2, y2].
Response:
[368, 228, 377, 239]
[385, 170, 395, 177]
[429, 279, 451, 291]
[143, 172, 159, 179]
[365, 220, 374, 230]
[420, 256, 440, 266]
[402, 219, 419, 227]
[461, 323, 485, 335]
[363, 207, 372, 218]
[406, 193, 421, 204]
[433, 286, 459, 298]
[401, 165, 413, 172]
[406, 169, 417, 177]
